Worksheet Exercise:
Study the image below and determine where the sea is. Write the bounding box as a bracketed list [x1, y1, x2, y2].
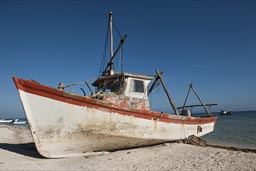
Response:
[1, 111, 255, 150]
[203, 110, 256, 150]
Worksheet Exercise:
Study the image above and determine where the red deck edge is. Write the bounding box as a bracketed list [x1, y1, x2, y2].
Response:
[13, 77, 217, 125]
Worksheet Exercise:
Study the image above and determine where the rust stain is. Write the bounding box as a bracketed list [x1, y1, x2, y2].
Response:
[153, 120, 157, 132]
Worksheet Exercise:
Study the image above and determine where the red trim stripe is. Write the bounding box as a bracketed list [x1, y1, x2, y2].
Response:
[13, 77, 217, 125]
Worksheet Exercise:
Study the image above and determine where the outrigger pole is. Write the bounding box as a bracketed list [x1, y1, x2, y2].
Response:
[153, 70, 180, 115]
[183, 83, 212, 116]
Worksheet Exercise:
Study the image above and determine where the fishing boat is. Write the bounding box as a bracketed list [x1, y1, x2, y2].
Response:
[0, 119, 14, 123]
[13, 11, 217, 158]
[13, 118, 27, 125]
[220, 110, 232, 115]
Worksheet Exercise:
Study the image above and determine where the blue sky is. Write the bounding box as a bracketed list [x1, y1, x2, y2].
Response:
[0, 0, 255, 118]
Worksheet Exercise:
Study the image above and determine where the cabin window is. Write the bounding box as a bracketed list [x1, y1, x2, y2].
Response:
[97, 78, 126, 95]
[131, 80, 144, 93]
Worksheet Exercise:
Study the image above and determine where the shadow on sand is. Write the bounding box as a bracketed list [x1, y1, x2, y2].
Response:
[0, 143, 43, 158]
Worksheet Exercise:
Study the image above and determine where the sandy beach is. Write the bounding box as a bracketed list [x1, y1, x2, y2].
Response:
[0, 125, 255, 171]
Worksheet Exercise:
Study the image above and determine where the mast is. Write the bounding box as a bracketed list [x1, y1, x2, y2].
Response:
[109, 11, 114, 75]
[101, 11, 127, 76]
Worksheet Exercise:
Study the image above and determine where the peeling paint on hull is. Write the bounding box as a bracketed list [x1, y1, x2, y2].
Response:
[13, 77, 217, 158]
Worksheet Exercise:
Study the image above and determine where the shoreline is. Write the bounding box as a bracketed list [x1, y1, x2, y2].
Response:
[205, 143, 256, 154]
[0, 125, 255, 170]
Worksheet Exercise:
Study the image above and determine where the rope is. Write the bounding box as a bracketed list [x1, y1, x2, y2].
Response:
[131, 79, 162, 105]
[130, 94, 148, 105]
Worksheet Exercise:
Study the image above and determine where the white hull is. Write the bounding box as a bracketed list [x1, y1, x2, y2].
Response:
[18, 89, 215, 158]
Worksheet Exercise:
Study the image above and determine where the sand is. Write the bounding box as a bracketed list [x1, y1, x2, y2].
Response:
[0, 125, 255, 171]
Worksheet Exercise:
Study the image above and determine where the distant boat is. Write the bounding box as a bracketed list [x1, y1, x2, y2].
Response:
[0, 119, 14, 123]
[220, 110, 232, 115]
[12, 11, 217, 158]
[13, 118, 27, 125]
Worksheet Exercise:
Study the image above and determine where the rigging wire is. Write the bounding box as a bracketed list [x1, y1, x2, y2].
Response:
[99, 19, 110, 76]
[117, 46, 124, 74]
[113, 20, 124, 74]
[112, 21, 122, 38]
[121, 46, 124, 73]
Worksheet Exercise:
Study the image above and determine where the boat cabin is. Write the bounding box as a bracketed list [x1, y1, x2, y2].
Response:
[92, 72, 153, 111]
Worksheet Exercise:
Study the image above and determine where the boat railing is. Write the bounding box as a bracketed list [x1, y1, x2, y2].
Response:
[57, 80, 94, 96]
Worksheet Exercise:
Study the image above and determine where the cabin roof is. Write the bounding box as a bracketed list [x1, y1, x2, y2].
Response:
[92, 72, 153, 87]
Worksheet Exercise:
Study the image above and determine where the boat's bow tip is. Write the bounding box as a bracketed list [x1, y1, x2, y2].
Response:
[12, 76, 19, 86]
[12, 76, 21, 83]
